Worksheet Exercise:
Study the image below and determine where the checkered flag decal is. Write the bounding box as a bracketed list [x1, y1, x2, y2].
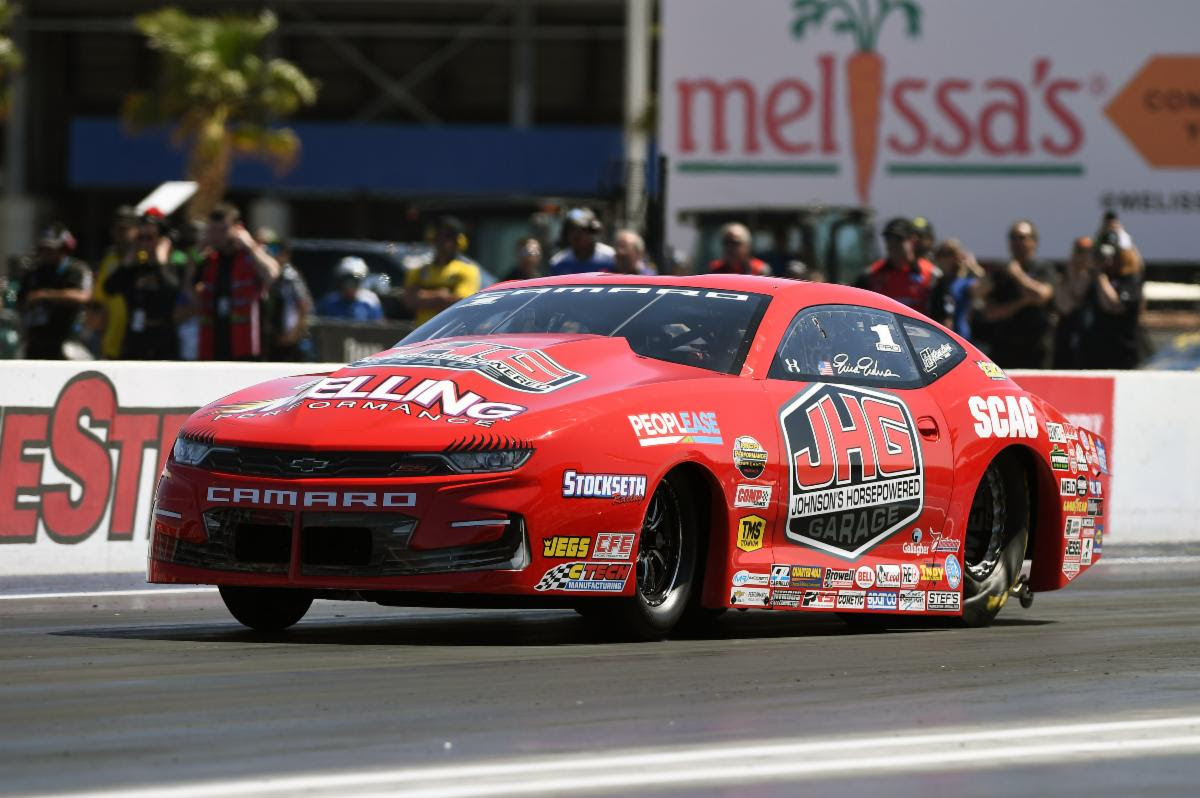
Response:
[535, 563, 576, 591]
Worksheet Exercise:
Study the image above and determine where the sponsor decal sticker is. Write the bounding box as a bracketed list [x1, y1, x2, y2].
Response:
[731, 586, 770, 606]
[824, 567, 853, 589]
[920, 343, 954, 372]
[1064, 516, 1083, 539]
[1089, 479, 1102, 497]
[1096, 439, 1109, 474]
[780, 383, 924, 559]
[734, 483, 772, 509]
[732, 570, 770, 587]
[1062, 498, 1088, 514]
[929, 529, 960, 553]
[629, 411, 722, 447]
[928, 591, 961, 612]
[562, 470, 647, 501]
[593, 532, 636, 561]
[771, 588, 802, 608]
[736, 514, 767, 552]
[969, 395, 1039, 439]
[802, 590, 838, 609]
[901, 563, 921, 588]
[1063, 560, 1081, 580]
[836, 590, 867, 610]
[732, 436, 769, 479]
[535, 562, 632, 592]
[867, 591, 898, 611]
[349, 340, 586, 394]
[770, 564, 791, 587]
[1088, 498, 1104, 516]
[1046, 422, 1067, 444]
[1060, 478, 1077, 497]
[899, 590, 926, 612]
[790, 565, 824, 588]
[206, 486, 415, 509]
[543, 536, 591, 559]
[944, 554, 962, 590]
[875, 564, 901, 588]
[921, 563, 945, 584]
[902, 527, 929, 555]
[1081, 538, 1094, 565]
[976, 361, 1006, 380]
[1065, 539, 1083, 562]
[1050, 446, 1070, 471]
[854, 565, 877, 589]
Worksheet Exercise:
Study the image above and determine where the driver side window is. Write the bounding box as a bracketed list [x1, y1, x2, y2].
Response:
[769, 305, 922, 388]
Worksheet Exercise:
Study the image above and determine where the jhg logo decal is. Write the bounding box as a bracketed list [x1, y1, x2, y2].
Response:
[351, 340, 586, 394]
[780, 383, 923, 559]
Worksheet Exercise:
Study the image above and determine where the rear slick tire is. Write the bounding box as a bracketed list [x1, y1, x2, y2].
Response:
[960, 452, 1030, 627]
[577, 473, 699, 641]
[219, 586, 313, 632]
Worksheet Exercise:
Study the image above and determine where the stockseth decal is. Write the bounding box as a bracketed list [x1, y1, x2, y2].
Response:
[349, 340, 586, 394]
[535, 562, 631, 592]
[593, 532, 635, 560]
[628, 411, 721, 446]
[542, 536, 591, 559]
[206, 486, 415, 509]
[736, 514, 767, 552]
[734, 483, 772, 509]
[732, 436, 768, 479]
[561, 470, 647, 501]
[969, 395, 1039, 439]
[780, 383, 924, 559]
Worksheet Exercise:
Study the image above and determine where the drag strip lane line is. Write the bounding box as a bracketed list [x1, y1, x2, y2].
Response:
[0, 587, 217, 601]
[32, 715, 1200, 798]
[1100, 555, 1200, 565]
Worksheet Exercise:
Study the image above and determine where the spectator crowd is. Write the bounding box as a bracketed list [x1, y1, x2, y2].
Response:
[3, 198, 1149, 370]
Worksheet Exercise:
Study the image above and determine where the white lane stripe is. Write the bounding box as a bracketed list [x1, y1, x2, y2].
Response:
[31, 715, 1200, 798]
[0, 587, 217, 601]
[1101, 555, 1200, 565]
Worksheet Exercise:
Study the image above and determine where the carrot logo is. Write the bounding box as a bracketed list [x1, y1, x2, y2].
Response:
[793, 0, 923, 203]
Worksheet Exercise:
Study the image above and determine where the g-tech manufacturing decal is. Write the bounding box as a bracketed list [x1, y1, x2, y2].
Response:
[350, 340, 586, 394]
[780, 384, 923, 559]
[732, 436, 768, 479]
[535, 562, 631, 592]
[628, 411, 722, 446]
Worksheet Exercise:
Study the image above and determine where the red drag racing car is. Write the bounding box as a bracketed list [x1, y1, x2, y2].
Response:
[150, 275, 1109, 638]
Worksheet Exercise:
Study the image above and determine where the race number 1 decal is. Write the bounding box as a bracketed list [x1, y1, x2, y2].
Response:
[780, 384, 924, 558]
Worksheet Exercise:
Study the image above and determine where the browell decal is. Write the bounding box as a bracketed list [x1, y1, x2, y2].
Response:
[350, 340, 586, 394]
[210, 375, 527, 427]
[780, 383, 923, 558]
[0, 372, 191, 544]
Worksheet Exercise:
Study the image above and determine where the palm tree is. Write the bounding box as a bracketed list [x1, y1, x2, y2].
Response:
[0, 1, 23, 118]
[123, 7, 318, 218]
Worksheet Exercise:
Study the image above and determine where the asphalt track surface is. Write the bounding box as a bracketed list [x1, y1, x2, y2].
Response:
[2, 545, 1199, 798]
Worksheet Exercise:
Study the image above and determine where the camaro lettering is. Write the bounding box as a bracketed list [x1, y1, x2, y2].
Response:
[205, 486, 415, 508]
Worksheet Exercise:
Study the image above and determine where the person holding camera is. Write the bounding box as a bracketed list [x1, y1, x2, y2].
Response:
[973, 220, 1055, 368]
[17, 224, 93, 359]
[102, 209, 181, 360]
[1074, 228, 1146, 369]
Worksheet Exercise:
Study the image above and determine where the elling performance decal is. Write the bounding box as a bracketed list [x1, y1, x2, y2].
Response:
[780, 383, 924, 559]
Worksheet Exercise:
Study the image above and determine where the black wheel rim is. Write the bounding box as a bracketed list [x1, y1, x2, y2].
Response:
[636, 482, 684, 606]
[965, 465, 1008, 580]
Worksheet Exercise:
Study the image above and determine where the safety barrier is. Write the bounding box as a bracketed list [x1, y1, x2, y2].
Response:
[0, 362, 1192, 580]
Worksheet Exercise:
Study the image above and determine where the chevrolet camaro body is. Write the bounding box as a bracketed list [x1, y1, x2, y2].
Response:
[149, 275, 1107, 633]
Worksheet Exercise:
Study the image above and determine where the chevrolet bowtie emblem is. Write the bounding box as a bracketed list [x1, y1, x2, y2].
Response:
[289, 457, 330, 473]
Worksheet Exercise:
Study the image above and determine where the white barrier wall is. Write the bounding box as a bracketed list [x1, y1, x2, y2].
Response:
[0, 362, 1192, 580]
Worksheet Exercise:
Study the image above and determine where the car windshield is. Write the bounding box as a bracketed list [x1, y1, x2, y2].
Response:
[400, 284, 771, 374]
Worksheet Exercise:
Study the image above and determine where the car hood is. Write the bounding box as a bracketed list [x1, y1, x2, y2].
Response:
[181, 335, 717, 450]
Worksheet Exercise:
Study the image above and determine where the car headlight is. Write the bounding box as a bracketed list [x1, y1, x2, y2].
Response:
[171, 437, 227, 467]
[443, 448, 533, 474]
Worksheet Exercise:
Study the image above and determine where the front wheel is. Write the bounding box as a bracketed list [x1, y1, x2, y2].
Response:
[219, 586, 313, 632]
[960, 452, 1030, 627]
[577, 473, 699, 641]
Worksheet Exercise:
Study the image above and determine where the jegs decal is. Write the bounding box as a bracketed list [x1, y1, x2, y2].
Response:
[780, 384, 924, 559]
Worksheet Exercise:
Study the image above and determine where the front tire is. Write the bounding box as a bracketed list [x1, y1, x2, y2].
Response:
[219, 586, 313, 632]
[577, 473, 699, 641]
[960, 452, 1030, 627]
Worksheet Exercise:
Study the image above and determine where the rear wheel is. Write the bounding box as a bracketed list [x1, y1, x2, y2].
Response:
[961, 452, 1030, 627]
[577, 473, 699, 641]
[219, 586, 313, 632]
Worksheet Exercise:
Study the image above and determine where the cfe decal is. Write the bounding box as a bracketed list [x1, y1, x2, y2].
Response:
[349, 340, 586, 394]
[0, 372, 192, 544]
[780, 383, 923, 559]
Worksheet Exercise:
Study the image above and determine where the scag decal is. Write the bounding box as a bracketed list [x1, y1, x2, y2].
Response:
[535, 562, 631, 592]
[628, 411, 722, 446]
[968, 395, 1039, 439]
[734, 483, 772, 509]
[780, 383, 924, 559]
[732, 436, 768, 479]
[737, 514, 767, 552]
[542, 536, 591, 559]
[350, 340, 586, 394]
[561, 471, 647, 501]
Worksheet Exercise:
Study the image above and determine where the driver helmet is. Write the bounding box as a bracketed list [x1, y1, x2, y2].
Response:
[336, 256, 369, 282]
